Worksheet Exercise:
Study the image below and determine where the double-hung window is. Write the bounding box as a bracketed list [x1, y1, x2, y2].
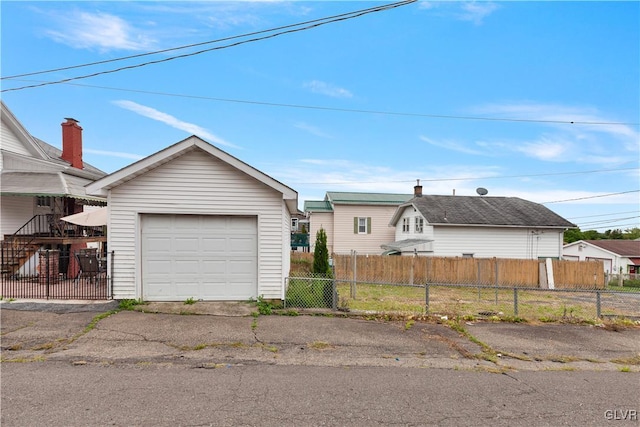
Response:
[402, 217, 410, 233]
[415, 217, 424, 233]
[354, 217, 371, 234]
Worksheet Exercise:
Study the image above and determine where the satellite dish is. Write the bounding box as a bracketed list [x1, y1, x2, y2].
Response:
[476, 187, 488, 196]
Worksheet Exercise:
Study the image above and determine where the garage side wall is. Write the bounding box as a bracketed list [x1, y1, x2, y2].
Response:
[107, 149, 287, 300]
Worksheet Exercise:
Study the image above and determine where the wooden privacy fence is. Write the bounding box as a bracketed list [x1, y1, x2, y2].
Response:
[291, 252, 605, 289]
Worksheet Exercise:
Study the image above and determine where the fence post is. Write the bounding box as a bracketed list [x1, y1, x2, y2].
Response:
[45, 250, 50, 300]
[477, 262, 481, 300]
[494, 259, 499, 305]
[513, 288, 518, 317]
[351, 250, 357, 299]
[110, 250, 115, 299]
[425, 283, 430, 313]
[596, 291, 601, 318]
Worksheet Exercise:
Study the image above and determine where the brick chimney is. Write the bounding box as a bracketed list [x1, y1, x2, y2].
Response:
[61, 118, 83, 169]
[414, 179, 423, 197]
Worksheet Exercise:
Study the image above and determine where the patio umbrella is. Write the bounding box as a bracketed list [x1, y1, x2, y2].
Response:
[60, 207, 108, 226]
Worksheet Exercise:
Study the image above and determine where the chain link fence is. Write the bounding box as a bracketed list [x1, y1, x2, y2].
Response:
[286, 253, 640, 321]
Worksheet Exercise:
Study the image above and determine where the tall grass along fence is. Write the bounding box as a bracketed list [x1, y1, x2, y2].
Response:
[287, 253, 639, 321]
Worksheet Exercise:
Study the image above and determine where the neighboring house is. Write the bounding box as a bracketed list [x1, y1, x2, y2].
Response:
[304, 191, 413, 255]
[290, 211, 310, 252]
[86, 135, 298, 302]
[384, 183, 576, 259]
[1, 101, 107, 277]
[563, 240, 640, 275]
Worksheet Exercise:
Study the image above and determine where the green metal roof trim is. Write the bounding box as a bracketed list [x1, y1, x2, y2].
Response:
[326, 191, 413, 205]
[304, 200, 333, 212]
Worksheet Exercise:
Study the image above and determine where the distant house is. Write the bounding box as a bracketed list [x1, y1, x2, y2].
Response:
[384, 183, 576, 259]
[304, 191, 413, 255]
[86, 135, 298, 302]
[563, 240, 640, 276]
[1, 101, 107, 277]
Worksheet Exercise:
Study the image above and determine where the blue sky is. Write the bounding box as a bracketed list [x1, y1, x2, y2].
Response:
[2, 1, 639, 232]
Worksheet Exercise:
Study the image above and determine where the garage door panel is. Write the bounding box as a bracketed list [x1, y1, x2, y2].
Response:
[146, 237, 172, 253]
[174, 237, 200, 252]
[142, 214, 257, 301]
[201, 237, 228, 253]
[228, 237, 256, 253]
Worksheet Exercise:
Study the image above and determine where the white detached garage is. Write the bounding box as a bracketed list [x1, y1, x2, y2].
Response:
[86, 136, 298, 301]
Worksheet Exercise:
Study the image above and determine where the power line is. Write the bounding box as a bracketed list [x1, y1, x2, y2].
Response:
[294, 167, 639, 185]
[542, 189, 640, 204]
[1, 0, 416, 93]
[567, 210, 640, 219]
[2, 1, 414, 80]
[4, 79, 638, 127]
[578, 215, 640, 226]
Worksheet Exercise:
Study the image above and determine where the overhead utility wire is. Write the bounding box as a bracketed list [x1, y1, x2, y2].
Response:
[542, 189, 640, 204]
[294, 167, 639, 185]
[567, 210, 640, 219]
[2, 1, 414, 80]
[5, 79, 638, 127]
[578, 215, 640, 226]
[1, 0, 416, 93]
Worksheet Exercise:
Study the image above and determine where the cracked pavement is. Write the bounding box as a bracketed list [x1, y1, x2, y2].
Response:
[1, 301, 639, 372]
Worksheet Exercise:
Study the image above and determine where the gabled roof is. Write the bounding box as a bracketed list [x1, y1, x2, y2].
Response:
[565, 240, 640, 257]
[305, 191, 413, 213]
[86, 135, 299, 213]
[326, 191, 413, 205]
[390, 195, 576, 228]
[1, 101, 106, 201]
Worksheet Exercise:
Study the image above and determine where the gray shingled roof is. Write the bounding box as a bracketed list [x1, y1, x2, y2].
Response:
[408, 195, 576, 228]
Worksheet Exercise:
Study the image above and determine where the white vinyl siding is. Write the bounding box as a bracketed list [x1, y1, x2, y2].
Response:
[563, 242, 632, 274]
[432, 226, 564, 259]
[0, 126, 31, 156]
[0, 195, 34, 238]
[107, 149, 287, 300]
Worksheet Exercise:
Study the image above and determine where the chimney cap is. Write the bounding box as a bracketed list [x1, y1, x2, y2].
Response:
[64, 117, 79, 124]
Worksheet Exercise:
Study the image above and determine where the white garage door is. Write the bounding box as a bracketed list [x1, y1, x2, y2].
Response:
[141, 214, 257, 301]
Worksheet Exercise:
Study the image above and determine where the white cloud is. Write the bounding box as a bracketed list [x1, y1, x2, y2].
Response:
[45, 11, 155, 51]
[304, 80, 353, 98]
[113, 100, 239, 148]
[419, 135, 488, 155]
[84, 149, 144, 160]
[471, 102, 640, 164]
[457, 2, 499, 25]
[294, 122, 332, 138]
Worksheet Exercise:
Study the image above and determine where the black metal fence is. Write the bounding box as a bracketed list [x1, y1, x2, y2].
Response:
[1, 249, 113, 300]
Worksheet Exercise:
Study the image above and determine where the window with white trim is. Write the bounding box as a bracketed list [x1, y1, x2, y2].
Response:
[291, 218, 299, 231]
[354, 217, 371, 234]
[402, 217, 410, 233]
[415, 217, 424, 233]
[358, 217, 367, 234]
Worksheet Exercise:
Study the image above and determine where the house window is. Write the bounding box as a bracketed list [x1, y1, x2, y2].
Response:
[36, 196, 52, 207]
[354, 217, 371, 234]
[291, 218, 299, 231]
[402, 217, 410, 233]
[462, 253, 474, 258]
[415, 217, 424, 233]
